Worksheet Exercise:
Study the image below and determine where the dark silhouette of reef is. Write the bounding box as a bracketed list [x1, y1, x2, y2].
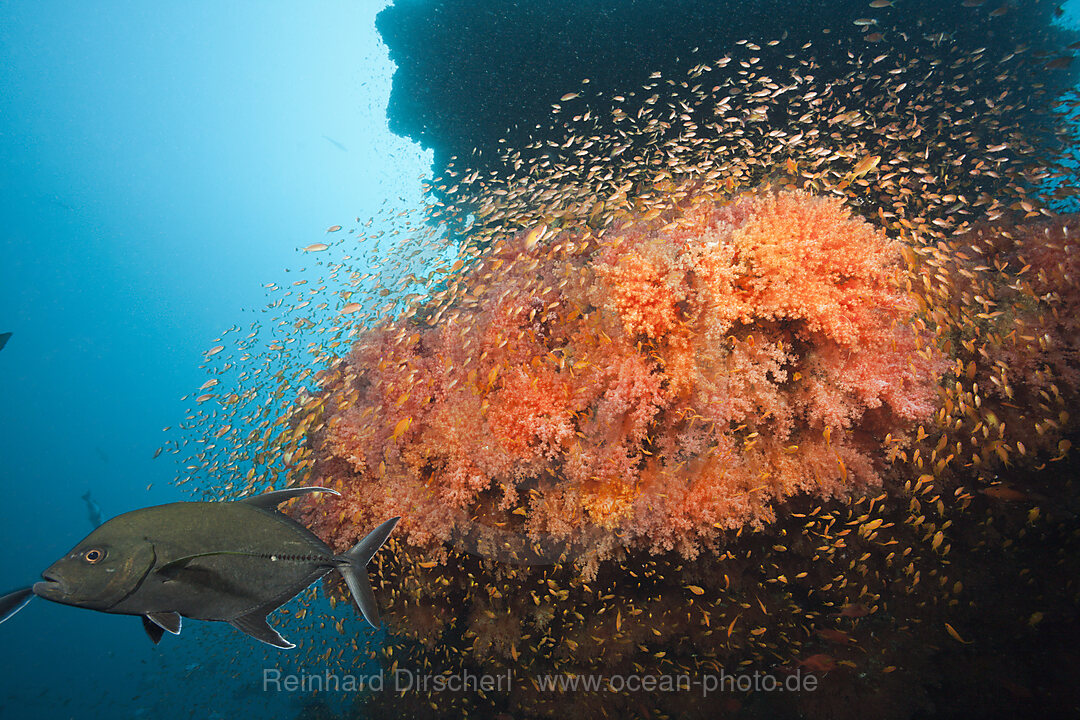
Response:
[376, 0, 1078, 185]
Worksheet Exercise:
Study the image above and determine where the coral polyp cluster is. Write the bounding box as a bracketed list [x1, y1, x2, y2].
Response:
[295, 189, 942, 570]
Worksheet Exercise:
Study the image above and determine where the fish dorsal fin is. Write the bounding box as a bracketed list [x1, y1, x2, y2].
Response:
[146, 611, 182, 635]
[240, 487, 340, 511]
[141, 616, 164, 645]
[230, 610, 294, 649]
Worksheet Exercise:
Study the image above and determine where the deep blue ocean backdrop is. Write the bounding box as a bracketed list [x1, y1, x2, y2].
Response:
[1, 2, 428, 718]
[3, 1, 1080, 719]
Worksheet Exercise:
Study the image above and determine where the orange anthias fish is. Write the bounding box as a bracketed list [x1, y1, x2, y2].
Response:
[798, 653, 837, 673]
[980, 484, 1030, 502]
[836, 602, 871, 618]
[816, 628, 856, 645]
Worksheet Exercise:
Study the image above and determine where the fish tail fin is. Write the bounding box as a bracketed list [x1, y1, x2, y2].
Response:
[0, 587, 34, 625]
[335, 517, 400, 629]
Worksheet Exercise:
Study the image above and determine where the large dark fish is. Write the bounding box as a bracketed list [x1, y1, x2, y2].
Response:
[0, 487, 399, 649]
[0, 332, 10, 352]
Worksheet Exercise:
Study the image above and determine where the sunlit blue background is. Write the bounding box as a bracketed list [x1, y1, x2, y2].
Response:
[3, 1, 1080, 719]
[0, 1, 427, 718]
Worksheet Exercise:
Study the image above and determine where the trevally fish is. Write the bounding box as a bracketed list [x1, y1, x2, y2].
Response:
[0, 487, 400, 649]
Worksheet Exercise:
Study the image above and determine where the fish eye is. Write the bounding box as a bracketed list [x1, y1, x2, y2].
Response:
[83, 548, 106, 564]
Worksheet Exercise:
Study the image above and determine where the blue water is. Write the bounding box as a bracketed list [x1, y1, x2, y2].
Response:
[0, 2, 428, 718]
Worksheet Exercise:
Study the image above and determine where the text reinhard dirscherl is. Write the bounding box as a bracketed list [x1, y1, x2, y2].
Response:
[262, 668, 819, 696]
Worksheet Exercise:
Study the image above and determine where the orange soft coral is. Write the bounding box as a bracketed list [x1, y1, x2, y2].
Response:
[296, 189, 945, 567]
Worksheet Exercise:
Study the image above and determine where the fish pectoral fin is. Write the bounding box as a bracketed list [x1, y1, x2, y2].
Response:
[0, 587, 34, 625]
[157, 551, 268, 577]
[240, 486, 340, 511]
[146, 611, 182, 635]
[230, 611, 294, 650]
[141, 616, 164, 645]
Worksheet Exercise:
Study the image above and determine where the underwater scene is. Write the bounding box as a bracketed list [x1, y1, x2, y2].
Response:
[3, 0, 1080, 718]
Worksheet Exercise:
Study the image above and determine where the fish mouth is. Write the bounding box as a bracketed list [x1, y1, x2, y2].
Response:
[32, 572, 67, 599]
